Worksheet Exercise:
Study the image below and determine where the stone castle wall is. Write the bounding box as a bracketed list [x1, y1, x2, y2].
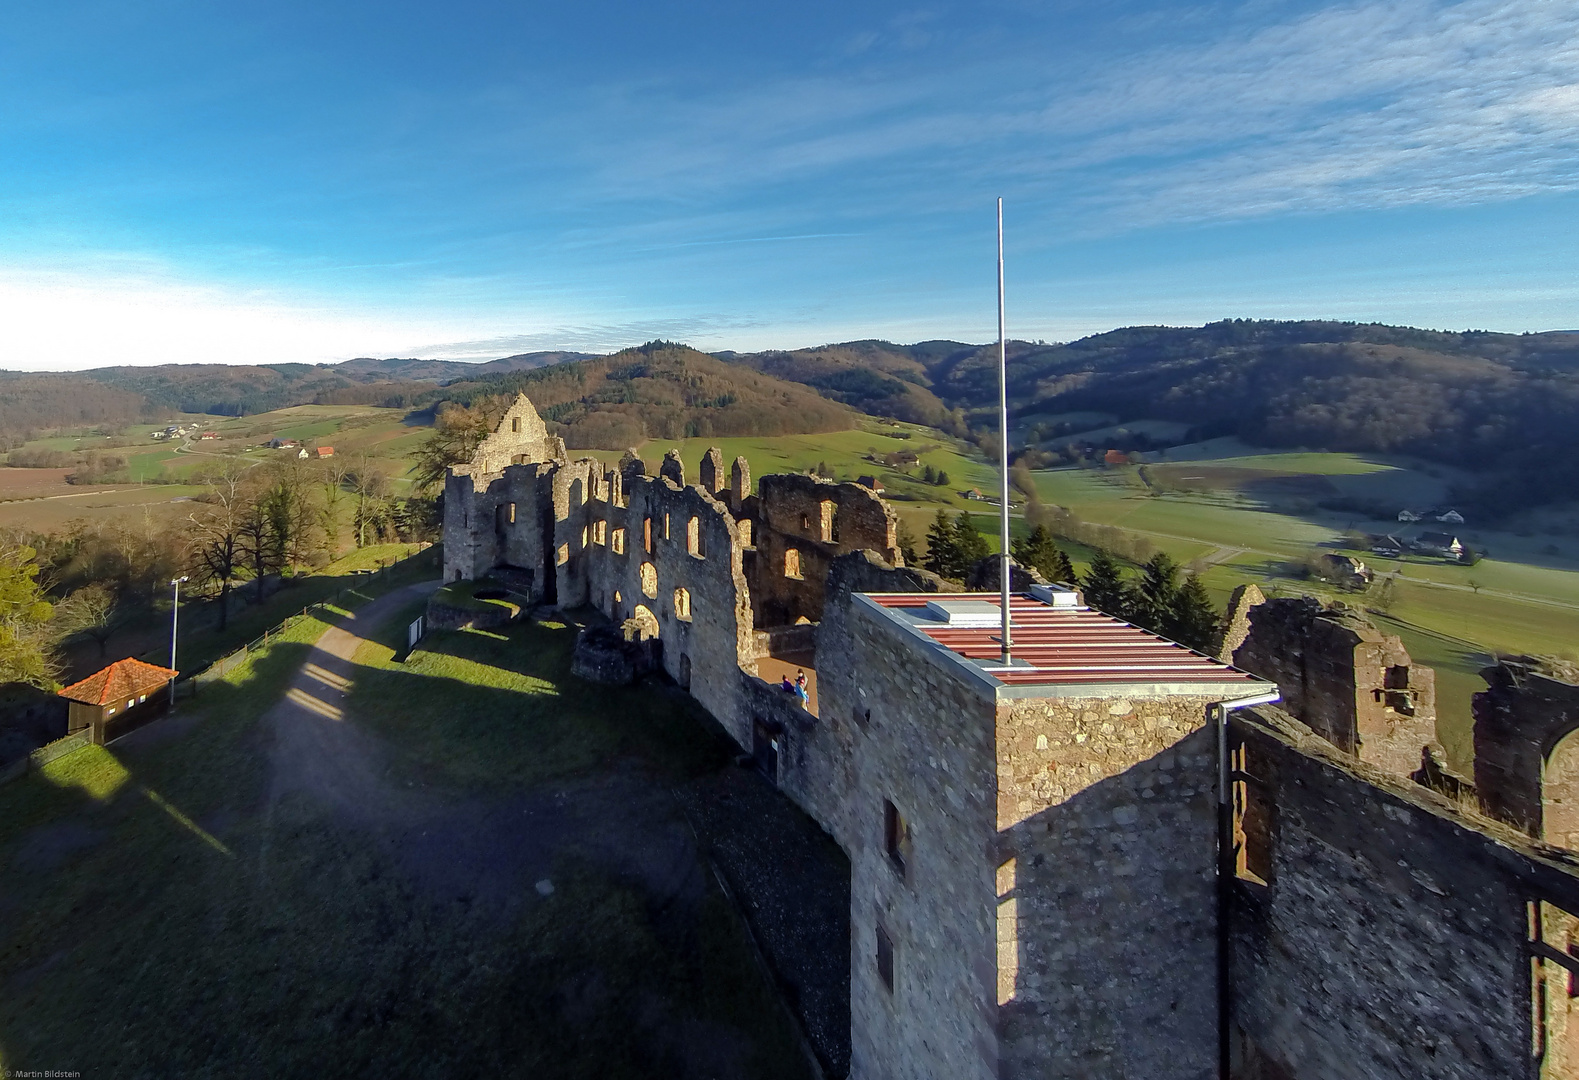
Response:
[1474, 661, 1579, 843]
[1232, 596, 1439, 779]
[997, 693, 1222, 1079]
[751, 474, 902, 628]
[815, 593, 1002, 1080]
[1230, 704, 1579, 1080]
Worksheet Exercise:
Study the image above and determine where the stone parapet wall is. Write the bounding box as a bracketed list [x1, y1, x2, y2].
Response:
[1230, 704, 1579, 1080]
[1474, 661, 1579, 842]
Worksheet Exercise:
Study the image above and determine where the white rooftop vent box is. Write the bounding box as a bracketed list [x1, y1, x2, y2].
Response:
[923, 599, 1002, 627]
[1028, 583, 1081, 609]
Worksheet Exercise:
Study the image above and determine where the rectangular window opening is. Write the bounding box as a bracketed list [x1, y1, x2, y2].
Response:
[1232, 742, 1272, 886]
[884, 798, 907, 875]
[876, 925, 895, 993]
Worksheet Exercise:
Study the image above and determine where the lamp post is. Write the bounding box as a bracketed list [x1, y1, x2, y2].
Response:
[168, 576, 188, 709]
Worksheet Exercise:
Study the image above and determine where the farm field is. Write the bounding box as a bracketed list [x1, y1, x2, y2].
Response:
[0, 586, 818, 1077]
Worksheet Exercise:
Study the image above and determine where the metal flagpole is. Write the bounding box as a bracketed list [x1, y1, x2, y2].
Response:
[997, 198, 1012, 665]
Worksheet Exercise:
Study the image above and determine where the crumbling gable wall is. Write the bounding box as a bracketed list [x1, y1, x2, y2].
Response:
[468, 392, 564, 473]
[1232, 596, 1439, 779]
[1229, 704, 1579, 1080]
[749, 474, 902, 628]
[1474, 660, 1579, 845]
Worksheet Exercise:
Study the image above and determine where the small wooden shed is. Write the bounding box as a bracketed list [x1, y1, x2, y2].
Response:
[57, 658, 179, 745]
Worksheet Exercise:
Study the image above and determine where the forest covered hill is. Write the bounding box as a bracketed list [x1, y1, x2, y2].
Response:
[5, 320, 1579, 513]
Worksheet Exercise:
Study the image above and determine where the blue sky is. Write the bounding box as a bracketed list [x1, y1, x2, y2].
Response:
[1, 0, 1576, 368]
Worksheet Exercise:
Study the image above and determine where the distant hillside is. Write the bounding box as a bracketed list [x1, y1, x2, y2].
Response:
[721, 340, 970, 429]
[429, 341, 858, 448]
[0, 372, 154, 447]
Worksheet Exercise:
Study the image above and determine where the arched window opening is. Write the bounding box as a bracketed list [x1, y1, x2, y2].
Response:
[644, 517, 653, 553]
[674, 587, 692, 620]
[640, 561, 658, 598]
[820, 500, 837, 543]
[612, 528, 626, 555]
[687, 516, 705, 558]
[593, 520, 607, 546]
[784, 548, 802, 580]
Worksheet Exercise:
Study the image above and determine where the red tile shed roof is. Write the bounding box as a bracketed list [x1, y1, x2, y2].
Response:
[57, 658, 178, 706]
[863, 592, 1267, 691]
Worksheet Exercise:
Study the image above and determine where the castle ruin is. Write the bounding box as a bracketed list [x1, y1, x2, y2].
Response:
[443, 395, 1579, 1079]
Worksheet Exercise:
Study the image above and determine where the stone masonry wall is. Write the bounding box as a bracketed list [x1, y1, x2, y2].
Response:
[550, 458, 759, 747]
[996, 694, 1221, 1080]
[816, 594, 1001, 1080]
[1233, 597, 1439, 779]
[1473, 661, 1579, 842]
[1230, 705, 1579, 1080]
[751, 474, 902, 628]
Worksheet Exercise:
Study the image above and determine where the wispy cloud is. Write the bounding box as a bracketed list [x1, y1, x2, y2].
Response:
[560, 0, 1579, 232]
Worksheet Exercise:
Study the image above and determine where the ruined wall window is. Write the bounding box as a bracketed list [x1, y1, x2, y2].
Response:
[507, 502, 516, 524]
[640, 562, 657, 598]
[643, 517, 653, 553]
[738, 519, 753, 547]
[800, 513, 811, 533]
[784, 548, 802, 579]
[876, 925, 895, 993]
[511, 416, 521, 433]
[556, 543, 570, 566]
[820, 500, 837, 543]
[687, 516, 704, 558]
[884, 799, 908, 875]
[674, 587, 691, 620]
[581, 525, 589, 550]
[612, 528, 626, 555]
[1231, 743, 1272, 886]
[664, 513, 671, 541]
[593, 520, 607, 546]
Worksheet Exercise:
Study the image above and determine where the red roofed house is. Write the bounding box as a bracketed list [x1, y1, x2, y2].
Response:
[1104, 448, 1129, 465]
[57, 658, 178, 744]
[315, 445, 334, 458]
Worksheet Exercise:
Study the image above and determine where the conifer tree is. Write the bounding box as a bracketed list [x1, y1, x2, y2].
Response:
[953, 513, 991, 575]
[1168, 574, 1220, 653]
[896, 520, 920, 567]
[924, 509, 959, 578]
[1012, 524, 1076, 584]
[1081, 548, 1128, 616]
[1136, 553, 1182, 630]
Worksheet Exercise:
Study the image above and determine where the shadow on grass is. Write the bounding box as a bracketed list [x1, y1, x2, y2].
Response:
[0, 605, 814, 1080]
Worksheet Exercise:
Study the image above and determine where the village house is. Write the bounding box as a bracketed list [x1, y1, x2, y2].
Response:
[1412, 530, 1464, 557]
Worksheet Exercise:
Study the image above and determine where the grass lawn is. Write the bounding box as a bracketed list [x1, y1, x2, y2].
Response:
[0, 594, 813, 1078]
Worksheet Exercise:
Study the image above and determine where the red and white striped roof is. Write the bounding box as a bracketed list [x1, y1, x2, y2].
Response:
[862, 592, 1266, 691]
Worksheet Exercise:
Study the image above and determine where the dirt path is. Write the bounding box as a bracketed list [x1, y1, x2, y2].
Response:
[258, 581, 441, 860]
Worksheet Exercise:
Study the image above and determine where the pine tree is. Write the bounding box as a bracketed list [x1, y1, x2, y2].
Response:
[953, 513, 991, 576]
[936, 469, 950, 486]
[921, 463, 937, 484]
[1135, 552, 1181, 632]
[1012, 524, 1076, 584]
[1167, 574, 1221, 653]
[1081, 548, 1128, 616]
[924, 509, 959, 578]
